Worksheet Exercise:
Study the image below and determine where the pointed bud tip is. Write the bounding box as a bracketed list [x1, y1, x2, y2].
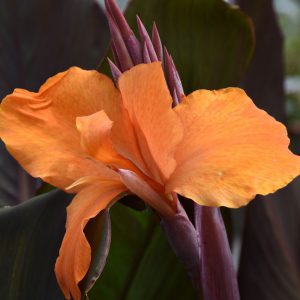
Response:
[107, 58, 122, 82]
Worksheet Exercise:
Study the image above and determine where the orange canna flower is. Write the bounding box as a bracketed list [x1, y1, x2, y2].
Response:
[0, 62, 300, 299]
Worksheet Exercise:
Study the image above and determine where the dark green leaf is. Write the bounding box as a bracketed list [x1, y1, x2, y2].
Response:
[125, 0, 254, 93]
[236, 0, 300, 299]
[0, 141, 37, 206]
[0, 0, 111, 205]
[0, 189, 72, 300]
[89, 204, 197, 300]
[0, 190, 197, 299]
[239, 181, 300, 300]
[0, 0, 110, 97]
[237, 0, 286, 123]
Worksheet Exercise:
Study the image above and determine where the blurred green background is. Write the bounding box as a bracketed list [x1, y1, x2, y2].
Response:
[1, 0, 300, 299]
[275, 0, 300, 137]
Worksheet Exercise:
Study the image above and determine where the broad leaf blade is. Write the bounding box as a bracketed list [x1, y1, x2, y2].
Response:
[0, 189, 72, 300]
[0, 141, 37, 206]
[0, 0, 111, 205]
[237, 0, 285, 123]
[239, 181, 300, 299]
[89, 204, 197, 299]
[236, 0, 300, 298]
[0, 0, 110, 96]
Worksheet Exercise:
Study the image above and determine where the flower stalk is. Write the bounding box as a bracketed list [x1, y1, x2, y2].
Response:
[1, 0, 296, 299]
[104, 0, 185, 104]
[104, 1, 240, 299]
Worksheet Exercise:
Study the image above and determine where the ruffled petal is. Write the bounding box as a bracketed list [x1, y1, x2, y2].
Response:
[55, 177, 125, 300]
[118, 63, 183, 183]
[0, 67, 121, 189]
[76, 110, 139, 173]
[166, 88, 300, 208]
[118, 169, 176, 217]
[110, 101, 149, 176]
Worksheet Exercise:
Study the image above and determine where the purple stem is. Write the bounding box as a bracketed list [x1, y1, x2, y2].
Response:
[161, 202, 202, 295]
[195, 205, 240, 300]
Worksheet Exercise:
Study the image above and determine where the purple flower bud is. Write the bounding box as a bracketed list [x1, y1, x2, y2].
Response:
[106, 14, 134, 71]
[142, 43, 152, 63]
[164, 47, 184, 102]
[137, 16, 158, 62]
[172, 88, 180, 107]
[107, 58, 122, 83]
[152, 23, 163, 62]
[105, 0, 142, 64]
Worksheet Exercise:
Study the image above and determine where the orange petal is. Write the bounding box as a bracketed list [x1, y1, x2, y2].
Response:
[118, 63, 183, 183]
[76, 110, 140, 172]
[0, 67, 121, 189]
[110, 101, 149, 176]
[166, 88, 300, 208]
[55, 177, 125, 300]
[118, 169, 176, 217]
[77, 111, 118, 164]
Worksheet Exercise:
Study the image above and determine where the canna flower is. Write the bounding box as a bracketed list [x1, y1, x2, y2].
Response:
[0, 62, 300, 299]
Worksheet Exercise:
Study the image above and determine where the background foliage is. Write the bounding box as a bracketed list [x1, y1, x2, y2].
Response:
[0, 0, 299, 299]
